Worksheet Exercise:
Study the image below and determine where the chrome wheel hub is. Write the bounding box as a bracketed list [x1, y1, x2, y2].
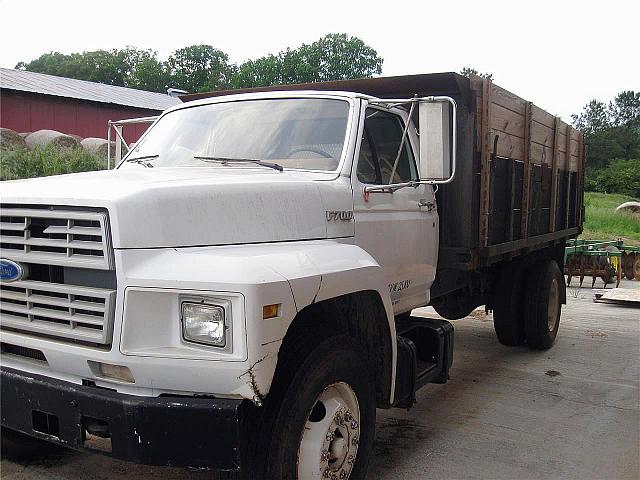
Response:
[297, 382, 360, 480]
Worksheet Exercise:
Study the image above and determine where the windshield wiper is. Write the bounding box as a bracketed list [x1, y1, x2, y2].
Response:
[194, 155, 283, 172]
[125, 154, 158, 168]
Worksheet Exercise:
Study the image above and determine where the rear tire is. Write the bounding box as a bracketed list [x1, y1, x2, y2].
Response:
[523, 260, 563, 350]
[493, 261, 527, 346]
[255, 335, 376, 480]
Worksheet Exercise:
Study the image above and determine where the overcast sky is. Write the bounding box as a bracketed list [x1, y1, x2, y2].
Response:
[1, 0, 637, 122]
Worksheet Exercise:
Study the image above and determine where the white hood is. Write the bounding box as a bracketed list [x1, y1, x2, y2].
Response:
[1, 167, 354, 248]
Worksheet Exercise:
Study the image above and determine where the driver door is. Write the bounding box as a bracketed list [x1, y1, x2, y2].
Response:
[352, 105, 438, 314]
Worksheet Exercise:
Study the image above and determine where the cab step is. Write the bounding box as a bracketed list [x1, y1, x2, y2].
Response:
[393, 316, 454, 408]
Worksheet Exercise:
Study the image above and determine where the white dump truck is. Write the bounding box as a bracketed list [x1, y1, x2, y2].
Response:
[0, 73, 584, 479]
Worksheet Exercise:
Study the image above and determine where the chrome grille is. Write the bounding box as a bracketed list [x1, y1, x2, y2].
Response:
[0, 280, 116, 345]
[1, 205, 115, 346]
[0, 207, 113, 270]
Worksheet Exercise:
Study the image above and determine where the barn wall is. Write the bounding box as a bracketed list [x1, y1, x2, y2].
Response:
[0, 90, 161, 143]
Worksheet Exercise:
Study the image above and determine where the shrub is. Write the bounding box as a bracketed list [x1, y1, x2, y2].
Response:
[586, 158, 640, 197]
[0, 145, 105, 181]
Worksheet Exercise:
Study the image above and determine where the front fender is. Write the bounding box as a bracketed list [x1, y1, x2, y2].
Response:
[256, 240, 397, 402]
[116, 240, 396, 402]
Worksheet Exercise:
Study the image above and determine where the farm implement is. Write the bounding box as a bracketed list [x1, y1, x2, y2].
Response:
[565, 239, 640, 288]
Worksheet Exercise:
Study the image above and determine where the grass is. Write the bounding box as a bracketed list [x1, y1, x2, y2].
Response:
[0, 145, 105, 181]
[580, 192, 640, 246]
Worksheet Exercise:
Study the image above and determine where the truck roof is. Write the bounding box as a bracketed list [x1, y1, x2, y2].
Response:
[171, 89, 373, 113]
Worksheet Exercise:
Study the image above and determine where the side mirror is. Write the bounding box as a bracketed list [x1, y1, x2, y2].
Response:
[418, 98, 456, 183]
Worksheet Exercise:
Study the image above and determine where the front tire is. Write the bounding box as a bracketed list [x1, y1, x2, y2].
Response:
[523, 260, 563, 350]
[260, 336, 376, 480]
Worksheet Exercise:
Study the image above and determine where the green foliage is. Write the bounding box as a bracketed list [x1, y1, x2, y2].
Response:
[585, 158, 640, 197]
[126, 50, 172, 93]
[460, 67, 493, 80]
[16, 34, 383, 94]
[16, 47, 168, 90]
[232, 34, 382, 88]
[581, 192, 640, 245]
[0, 145, 105, 181]
[572, 91, 640, 172]
[166, 45, 234, 93]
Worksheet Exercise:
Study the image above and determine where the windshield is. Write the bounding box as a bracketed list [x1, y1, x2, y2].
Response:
[119, 98, 350, 171]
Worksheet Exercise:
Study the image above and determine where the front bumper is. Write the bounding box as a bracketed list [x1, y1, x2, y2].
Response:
[1, 367, 249, 470]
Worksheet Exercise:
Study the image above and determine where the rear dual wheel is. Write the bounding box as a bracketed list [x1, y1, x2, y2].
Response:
[493, 261, 527, 346]
[493, 259, 563, 350]
[523, 261, 563, 349]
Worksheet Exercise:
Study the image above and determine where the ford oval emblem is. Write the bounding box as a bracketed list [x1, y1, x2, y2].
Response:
[0, 259, 24, 282]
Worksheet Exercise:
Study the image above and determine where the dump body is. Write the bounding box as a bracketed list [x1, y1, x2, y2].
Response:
[182, 73, 585, 298]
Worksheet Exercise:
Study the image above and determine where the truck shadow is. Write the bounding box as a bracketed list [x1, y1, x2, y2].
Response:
[369, 314, 534, 475]
[1, 428, 76, 466]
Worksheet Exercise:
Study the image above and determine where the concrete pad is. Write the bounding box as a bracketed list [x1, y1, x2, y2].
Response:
[2, 281, 639, 479]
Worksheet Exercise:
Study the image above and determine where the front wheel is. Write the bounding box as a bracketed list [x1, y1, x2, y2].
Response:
[259, 336, 376, 480]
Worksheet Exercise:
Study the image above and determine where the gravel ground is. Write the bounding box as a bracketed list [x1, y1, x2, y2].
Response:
[2, 279, 639, 479]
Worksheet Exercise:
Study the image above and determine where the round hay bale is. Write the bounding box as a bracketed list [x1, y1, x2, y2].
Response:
[19, 132, 31, 139]
[615, 201, 640, 217]
[81, 137, 116, 160]
[0, 128, 27, 149]
[69, 134, 84, 143]
[25, 130, 80, 149]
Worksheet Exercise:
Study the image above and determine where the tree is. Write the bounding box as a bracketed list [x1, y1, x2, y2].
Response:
[16, 47, 170, 92]
[16, 34, 384, 93]
[571, 99, 610, 135]
[126, 50, 172, 93]
[572, 91, 640, 192]
[609, 90, 640, 128]
[231, 34, 383, 88]
[460, 67, 493, 80]
[165, 45, 235, 93]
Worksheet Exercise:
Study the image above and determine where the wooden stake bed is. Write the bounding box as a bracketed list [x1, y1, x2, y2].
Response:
[468, 75, 584, 250]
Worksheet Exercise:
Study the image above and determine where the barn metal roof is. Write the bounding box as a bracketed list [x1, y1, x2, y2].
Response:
[0, 68, 181, 111]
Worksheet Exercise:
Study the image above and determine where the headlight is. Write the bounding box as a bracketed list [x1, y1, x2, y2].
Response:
[181, 302, 227, 347]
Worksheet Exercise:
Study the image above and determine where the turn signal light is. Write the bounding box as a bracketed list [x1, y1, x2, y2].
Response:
[89, 361, 135, 383]
[263, 304, 280, 319]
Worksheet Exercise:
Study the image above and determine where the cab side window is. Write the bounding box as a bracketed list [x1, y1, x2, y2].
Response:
[356, 108, 417, 185]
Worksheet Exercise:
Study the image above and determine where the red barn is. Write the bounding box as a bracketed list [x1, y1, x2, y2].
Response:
[0, 68, 180, 144]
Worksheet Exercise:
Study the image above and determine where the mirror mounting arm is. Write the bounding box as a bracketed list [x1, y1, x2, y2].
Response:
[367, 96, 457, 185]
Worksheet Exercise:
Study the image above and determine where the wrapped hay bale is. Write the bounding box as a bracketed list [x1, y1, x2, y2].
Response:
[616, 201, 640, 217]
[81, 137, 116, 160]
[1, 128, 27, 149]
[25, 130, 80, 149]
[19, 132, 31, 139]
